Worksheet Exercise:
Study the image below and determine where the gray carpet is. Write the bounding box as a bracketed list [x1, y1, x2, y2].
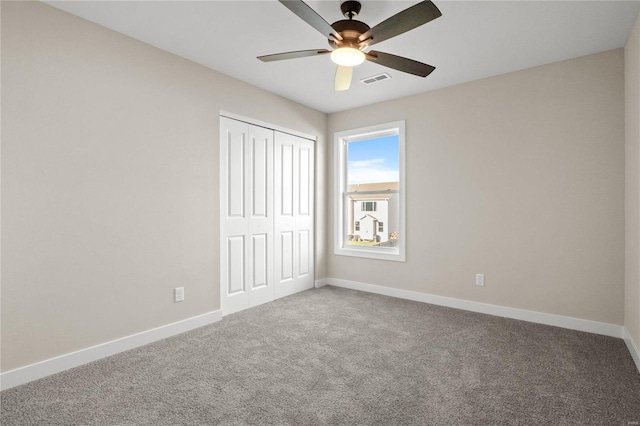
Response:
[2, 286, 639, 425]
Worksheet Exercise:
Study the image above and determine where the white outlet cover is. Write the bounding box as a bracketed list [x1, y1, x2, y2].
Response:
[475, 274, 485, 287]
[174, 287, 185, 302]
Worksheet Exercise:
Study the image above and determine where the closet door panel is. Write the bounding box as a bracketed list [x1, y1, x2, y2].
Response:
[227, 236, 245, 295]
[274, 134, 296, 299]
[221, 118, 274, 314]
[226, 134, 245, 218]
[280, 143, 294, 217]
[252, 136, 268, 218]
[246, 125, 274, 308]
[280, 231, 294, 280]
[220, 118, 251, 314]
[298, 146, 311, 216]
[252, 234, 268, 289]
[294, 139, 315, 293]
[298, 230, 310, 277]
[275, 132, 315, 298]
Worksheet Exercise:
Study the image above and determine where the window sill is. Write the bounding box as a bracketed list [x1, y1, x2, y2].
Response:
[334, 245, 405, 262]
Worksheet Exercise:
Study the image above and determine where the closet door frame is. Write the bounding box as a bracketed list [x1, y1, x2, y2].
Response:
[219, 112, 316, 317]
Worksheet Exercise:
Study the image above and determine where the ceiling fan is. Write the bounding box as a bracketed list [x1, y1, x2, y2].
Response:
[258, 0, 442, 91]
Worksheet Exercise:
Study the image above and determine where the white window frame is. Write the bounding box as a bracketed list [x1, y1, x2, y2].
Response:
[334, 120, 406, 262]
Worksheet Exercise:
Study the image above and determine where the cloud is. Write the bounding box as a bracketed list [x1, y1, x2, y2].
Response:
[348, 158, 399, 184]
[348, 158, 385, 168]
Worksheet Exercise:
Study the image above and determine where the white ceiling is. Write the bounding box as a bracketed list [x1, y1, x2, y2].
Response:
[46, 0, 640, 114]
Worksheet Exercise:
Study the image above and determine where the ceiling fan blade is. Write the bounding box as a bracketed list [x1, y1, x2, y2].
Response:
[279, 0, 342, 41]
[258, 49, 331, 62]
[335, 65, 353, 91]
[366, 51, 435, 77]
[358, 1, 441, 48]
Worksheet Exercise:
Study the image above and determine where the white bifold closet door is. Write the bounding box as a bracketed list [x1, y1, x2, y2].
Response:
[220, 116, 314, 316]
[220, 118, 274, 315]
[274, 132, 315, 299]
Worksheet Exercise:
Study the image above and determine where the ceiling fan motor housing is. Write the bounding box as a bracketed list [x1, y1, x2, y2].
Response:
[329, 19, 370, 50]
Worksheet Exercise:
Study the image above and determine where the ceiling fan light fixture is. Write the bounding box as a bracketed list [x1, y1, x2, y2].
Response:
[330, 47, 365, 67]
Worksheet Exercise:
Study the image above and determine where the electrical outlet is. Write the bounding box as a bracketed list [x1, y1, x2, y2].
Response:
[174, 287, 185, 302]
[475, 274, 485, 287]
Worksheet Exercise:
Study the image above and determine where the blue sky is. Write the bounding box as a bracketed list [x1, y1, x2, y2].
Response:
[347, 135, 399, 184]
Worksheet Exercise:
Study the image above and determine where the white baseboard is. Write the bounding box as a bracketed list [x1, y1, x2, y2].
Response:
[0, 310, 222, 391]
[314, 278, 328, 288]
[623, 328, 640, 373]
[326, 278, 624, 339]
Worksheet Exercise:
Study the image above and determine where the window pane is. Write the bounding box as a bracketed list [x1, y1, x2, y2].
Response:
[345, 135, 399, 248]
[347, 135, 399, 185]
[362, 201, 376, 212]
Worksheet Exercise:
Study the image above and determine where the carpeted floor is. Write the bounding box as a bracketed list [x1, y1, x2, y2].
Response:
[2, 285, 639, 425]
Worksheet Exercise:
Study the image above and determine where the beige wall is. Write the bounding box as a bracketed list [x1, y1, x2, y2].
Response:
[626, 13, 640, 348]
[0, 1, 327, 372]
[328, 49, 625, 325]
[1, 0, 633, 375]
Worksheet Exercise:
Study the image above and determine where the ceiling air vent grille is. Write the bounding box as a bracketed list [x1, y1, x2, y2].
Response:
[360, 72, 391, 85]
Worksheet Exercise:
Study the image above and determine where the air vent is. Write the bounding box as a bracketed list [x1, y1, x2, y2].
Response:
[360, 72, 391, 85]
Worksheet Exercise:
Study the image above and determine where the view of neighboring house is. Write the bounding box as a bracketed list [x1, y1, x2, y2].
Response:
[347, 181, 399, 245]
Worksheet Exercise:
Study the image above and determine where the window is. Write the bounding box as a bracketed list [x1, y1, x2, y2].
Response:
[362, 201, 377, 212]
[334, 121, 405, 261]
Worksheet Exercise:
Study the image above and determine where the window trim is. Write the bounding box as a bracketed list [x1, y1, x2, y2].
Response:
[334, 120, 406, 262]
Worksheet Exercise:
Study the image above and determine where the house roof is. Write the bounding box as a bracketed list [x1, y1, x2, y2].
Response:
[348, 181, 398, 200]
[347, 182, 399, 192]
[350, 194, 392, 201]
[357, 214, 379, 222]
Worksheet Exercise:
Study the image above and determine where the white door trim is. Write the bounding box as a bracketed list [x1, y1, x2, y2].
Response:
[220, 111, 316, 142]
